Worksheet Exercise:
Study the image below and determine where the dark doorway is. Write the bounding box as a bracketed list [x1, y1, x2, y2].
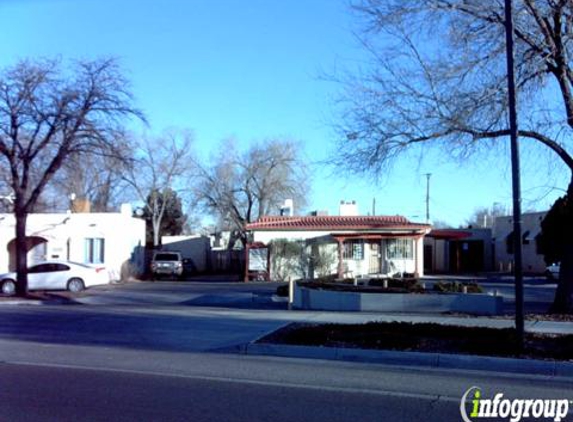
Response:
[449, 240, 484, 273]
[424, 244, 433, 273]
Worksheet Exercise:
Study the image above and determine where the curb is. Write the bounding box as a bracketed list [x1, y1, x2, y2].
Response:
[0, 294, 81, 306]
[241, 343, 573, 378]
[0, 299, 44, 306]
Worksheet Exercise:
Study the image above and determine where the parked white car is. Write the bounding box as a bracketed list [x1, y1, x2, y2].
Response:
[0, 261, 109, 296]
[546, 263, 560, 280]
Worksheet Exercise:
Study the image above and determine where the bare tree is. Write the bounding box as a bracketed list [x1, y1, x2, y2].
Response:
[466, 203, 509, 228]
[0, 58, 142, 296]
[194, 138, 309, 246]
[123, 130, 194, 247]
[334, 1, 573, 312]
[431, 219, 455, 229]
[49, 139, 135, 212]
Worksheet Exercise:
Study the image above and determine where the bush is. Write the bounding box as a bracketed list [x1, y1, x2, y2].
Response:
[276, 284, 289, 297]
[368, 278, 420, 290]
[433, 281, 483, 294]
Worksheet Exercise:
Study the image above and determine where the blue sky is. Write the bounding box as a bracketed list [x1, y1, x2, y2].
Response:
[0, 0, 569, 226]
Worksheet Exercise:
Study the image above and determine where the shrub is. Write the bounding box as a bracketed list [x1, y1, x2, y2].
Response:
[270, 239, 306, 282]
[368, 278, 420, 290]
[276, 284, 289, 297]
[433, 281, 483, 294]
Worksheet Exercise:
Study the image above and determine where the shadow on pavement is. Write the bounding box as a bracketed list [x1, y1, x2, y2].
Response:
[0, 306, 286, 353]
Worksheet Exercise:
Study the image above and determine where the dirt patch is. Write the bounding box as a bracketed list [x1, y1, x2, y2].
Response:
[258, 322, 573, 361]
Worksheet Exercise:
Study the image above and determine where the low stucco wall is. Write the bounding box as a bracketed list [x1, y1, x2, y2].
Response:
[293, 284, 503, 316]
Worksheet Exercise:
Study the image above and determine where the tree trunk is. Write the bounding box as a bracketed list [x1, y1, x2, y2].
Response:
[153, 218, 160, 247]
[551, 244, 573, 313]
[14, 210, 29, 297]
[551, 182, 573, 313]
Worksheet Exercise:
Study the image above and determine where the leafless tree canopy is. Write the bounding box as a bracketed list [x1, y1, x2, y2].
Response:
[334, 0, 573, 312]
[49, 139, 135, 212]
[0, 58, 143, 212]
[466, 203, 509, 228]
[194, 138, 309, 244]
[334, 0, 573, 175]
[123, 130, 194, 247]
[0, 57, 142, 295]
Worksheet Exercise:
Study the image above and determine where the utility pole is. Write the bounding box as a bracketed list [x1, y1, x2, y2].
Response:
[504, 0, 524, 349]
[372, 197, 376, 216]
[424, 173, 431, 223]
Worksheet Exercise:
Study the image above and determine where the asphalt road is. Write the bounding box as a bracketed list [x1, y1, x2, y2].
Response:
[0, 280, 568, 422]
[1, 344, 571, 422]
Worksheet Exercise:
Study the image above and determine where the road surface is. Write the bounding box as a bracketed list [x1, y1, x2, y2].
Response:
[1, 342, 571, 422]
[0, 281, 569, 421]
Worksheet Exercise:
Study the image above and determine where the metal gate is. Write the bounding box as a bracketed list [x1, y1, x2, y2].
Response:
[368, 241, 381, 274]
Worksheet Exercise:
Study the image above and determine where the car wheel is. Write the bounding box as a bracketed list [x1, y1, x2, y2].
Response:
[1, 279, 16, 296]
[67, 278, 85, 293]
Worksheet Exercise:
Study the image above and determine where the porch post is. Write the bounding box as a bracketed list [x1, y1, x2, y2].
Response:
[414, 236, 424, 278]
[337, 238, 344, 279]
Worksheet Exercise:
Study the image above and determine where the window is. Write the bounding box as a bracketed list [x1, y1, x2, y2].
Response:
[535, 232, 544, 255]
[343, 240, 364, 260]
[28, 264, 70, 273]
[386, 239, 413, 259]
[28, 264, 51, 273]
[153, 253, 181, 261]
[85, 238, 105, 264]
[506, 231, 515, 254]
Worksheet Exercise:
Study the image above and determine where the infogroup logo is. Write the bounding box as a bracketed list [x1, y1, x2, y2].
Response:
[460, 386, 571, 422]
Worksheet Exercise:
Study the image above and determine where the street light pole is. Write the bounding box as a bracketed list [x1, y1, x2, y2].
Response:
[504, 0, 525, 348]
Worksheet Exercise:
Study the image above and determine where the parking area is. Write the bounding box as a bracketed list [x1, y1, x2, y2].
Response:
[0, 273, 558, 314]
[66, 279, 286, 308]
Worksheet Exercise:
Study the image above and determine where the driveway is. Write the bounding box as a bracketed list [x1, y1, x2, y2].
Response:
[74, 280, 287, 308]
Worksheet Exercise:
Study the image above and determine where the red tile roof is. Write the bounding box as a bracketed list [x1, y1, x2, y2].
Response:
[245, 215, 431, 231]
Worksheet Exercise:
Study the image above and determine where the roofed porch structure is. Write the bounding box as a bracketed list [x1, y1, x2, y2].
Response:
[332, 233, 426, 279]
[245, 215, 431, 281]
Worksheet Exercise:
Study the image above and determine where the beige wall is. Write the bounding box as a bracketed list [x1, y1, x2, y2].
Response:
[493, 212, 547, 273]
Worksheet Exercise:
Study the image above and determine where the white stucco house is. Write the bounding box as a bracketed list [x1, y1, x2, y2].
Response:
[0, 204, 146, 281]
[245, 214, 431, 281]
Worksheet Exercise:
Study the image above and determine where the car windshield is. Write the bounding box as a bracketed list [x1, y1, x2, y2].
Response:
[154, 253, 180, 261]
